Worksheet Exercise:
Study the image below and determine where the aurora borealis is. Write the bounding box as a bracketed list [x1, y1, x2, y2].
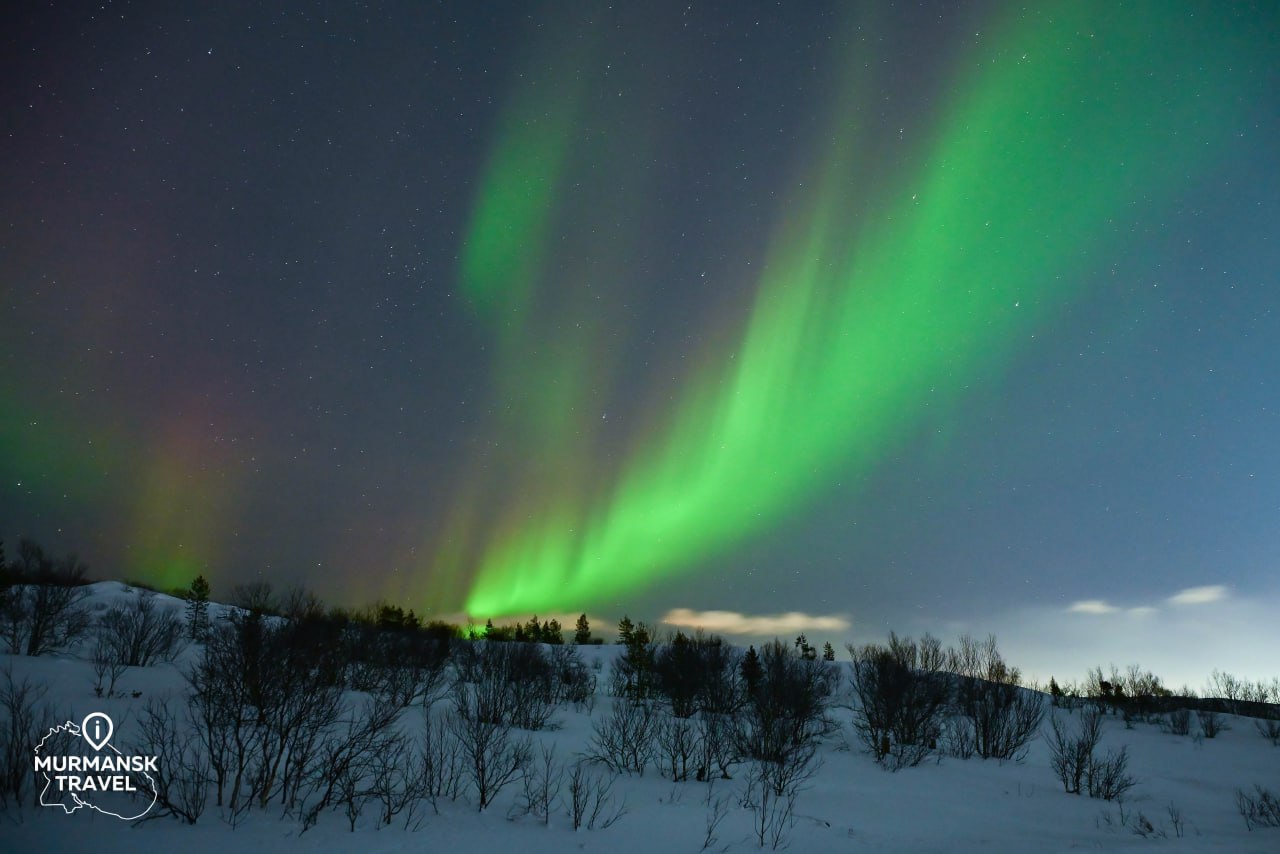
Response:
[3, 1, 1278, 681]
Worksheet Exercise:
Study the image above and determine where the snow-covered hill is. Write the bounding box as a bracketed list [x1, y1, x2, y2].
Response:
[2, 581, 1277, 852]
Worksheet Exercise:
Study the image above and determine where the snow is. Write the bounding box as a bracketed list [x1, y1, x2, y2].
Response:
[3, 582, 1277, 852]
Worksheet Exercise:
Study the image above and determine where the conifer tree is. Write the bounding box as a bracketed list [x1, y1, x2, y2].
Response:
[741, 644, 763, 699]
[542, 618, 563, 644]
[574, 613, 591, 645]
[186, 574, 211, 640]
[617, 614, 635, 646]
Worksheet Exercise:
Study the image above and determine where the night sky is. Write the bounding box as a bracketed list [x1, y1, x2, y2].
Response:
[3, 1, 1277, 685]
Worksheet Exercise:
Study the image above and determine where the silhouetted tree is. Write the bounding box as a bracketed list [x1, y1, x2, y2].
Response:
[742, 645, 763, 698]
[0, 540, 92, 656]
[574, 613, 592, 645]
[187, 574, 211, 640]
[541, 618, 563, 644]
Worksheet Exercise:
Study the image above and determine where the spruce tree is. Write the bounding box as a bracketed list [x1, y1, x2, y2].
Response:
[822, 641, 835, 662]
[186, 574, 211, 640]
[542, 618, 563, 644]
[574, 613, 591, 645]
[742, 644, 762, 699]
[617, 614, 635, 646]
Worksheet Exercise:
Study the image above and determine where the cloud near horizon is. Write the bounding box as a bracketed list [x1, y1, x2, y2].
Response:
[1066, 599, 1119, 615]
[1066, 584, 1229, 617]
[1167, 585, 1228, 606]
[663, 608, 851, 636]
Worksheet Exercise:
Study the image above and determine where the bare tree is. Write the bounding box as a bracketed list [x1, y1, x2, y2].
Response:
[949, 634, 1044, 762]
[847, 633, 948, 769]
[0, 541, 91, 656]
[132, 697, 210, 824]
[1045, 708, 1134, 800]
[514, 742, 562, 824]
[0, 664, 52, 809]
[366, 733, 425, 827]
[1197, 708, 1227, 738]
[1166, 708, 1192, 736]
[739, 639, 833, 766]
[656, 713, 699, 782]
[95, 592, 186, 668]
[1236, 785, 1280, 830]
[91, 629, 129, 698]
[1046, 709, 1102, 795]
[565, 760, 627, 830]
[448, 677, 532, 810]
[741, 745, 819, 850]
[589, 698, 658, 775]
[419, 712, 464, 810]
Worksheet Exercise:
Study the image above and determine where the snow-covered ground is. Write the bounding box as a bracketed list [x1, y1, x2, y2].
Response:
[2, 582, 1277, 852]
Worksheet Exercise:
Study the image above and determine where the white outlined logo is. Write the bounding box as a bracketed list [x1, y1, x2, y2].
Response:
[33, 712, 159, 820]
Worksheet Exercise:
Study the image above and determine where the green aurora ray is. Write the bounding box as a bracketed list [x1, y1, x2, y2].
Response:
[456, 3, 1262, 617]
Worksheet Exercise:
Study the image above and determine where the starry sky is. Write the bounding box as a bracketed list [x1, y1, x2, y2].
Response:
[3, 1, 1277, 685]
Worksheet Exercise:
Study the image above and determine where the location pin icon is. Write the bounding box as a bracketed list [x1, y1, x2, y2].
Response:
[82, 712, 113, 751]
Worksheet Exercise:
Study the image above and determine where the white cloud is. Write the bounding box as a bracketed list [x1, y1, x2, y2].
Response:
[1127, 606, 1158, 617]
[662, 608, 850, 636]
[1067, 599, 1118, 615]
[1167, 585, 1228, 606]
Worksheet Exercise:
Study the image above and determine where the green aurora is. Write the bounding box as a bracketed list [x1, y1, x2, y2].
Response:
[455, 3, 1259, 618]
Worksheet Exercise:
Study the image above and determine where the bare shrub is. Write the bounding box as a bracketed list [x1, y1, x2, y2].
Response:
[96, 593, 186, 667]
[0, 542, 91, 656]
[0, 664, 52, 809]
[702, 793, 730, 851]
[949, 635, 1044, 762]
[1088, 745, 1136, 801]
[292, 695, 403, 832]
[1197, 708, 1226, 738]
[1208, 670, 1246, 714]
[420, 713, 464, 808]
[1046, 709, 1102, 795]
[1255, 717, 1280, 746]
[132, 697, 210, 824]
[186, 611, 347, 818]
[656, 713, 699, 782]
[1166, 708, 1192, 736]
[1167, 802, 1185, 838]
[450, 641, 557, 731]
[695, 710, 736, 783]
[942, 716, 976, 759]
[847, 633, 948, 769]
[1237, 785, 1280, 831]
[566, 760, 626, 830]
[514, 742, 561, 824]
[589, 698, 657, 775]
[91, 629, 129, 698]
[448, 680, 532, 810]
[741, 745, 819, 851]
[366, 733, 425, 827]
[548, 643, 596, 709]
[230, 581, 278, 615]
[739, 639, 832, 768]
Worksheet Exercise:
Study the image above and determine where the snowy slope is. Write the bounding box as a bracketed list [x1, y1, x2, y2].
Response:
[2, 582, 1277, 853]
